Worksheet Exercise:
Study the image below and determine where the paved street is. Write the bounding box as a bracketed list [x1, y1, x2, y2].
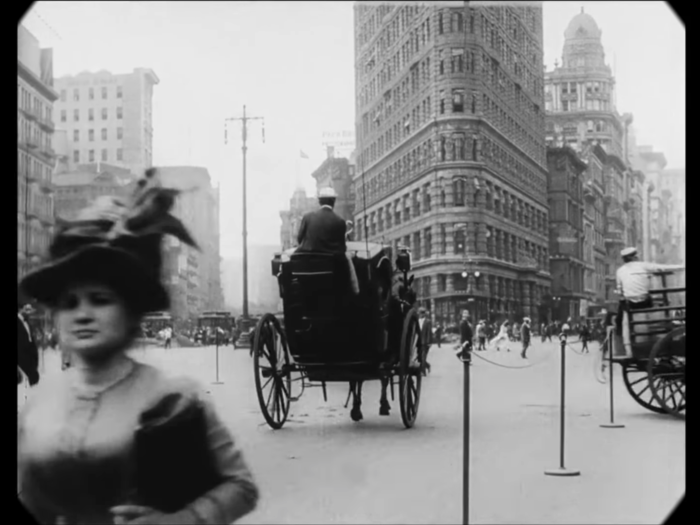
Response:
[38, 340, 684, 524]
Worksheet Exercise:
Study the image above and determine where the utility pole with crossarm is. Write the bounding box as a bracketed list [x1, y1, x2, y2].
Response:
[225, 105, 265, 348]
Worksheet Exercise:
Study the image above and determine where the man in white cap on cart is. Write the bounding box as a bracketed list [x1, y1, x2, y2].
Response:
[615, 246, 684, 335]
[296, 186, 359, 294]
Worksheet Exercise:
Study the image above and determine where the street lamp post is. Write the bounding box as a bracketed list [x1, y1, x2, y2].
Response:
[225, 106, 265, 349]
[453, 220, 483, 525]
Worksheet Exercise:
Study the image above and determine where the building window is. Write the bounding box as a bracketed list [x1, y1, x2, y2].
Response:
[89, 150, 95, 162]
[60, 110, 66, 122]
[89, 129, 94, 142]
[101, 149, 108, 161]
[454, 178, 467, 206]
[117, 148, 123, 161]
[73, 130, 79, 142]
[452, 89, 465, 112]
[102, 87, 108, 99]
[454, 228, 466, 254]
[452, 12, 463, 32]
[438, 50, 445, 75]
[117, 127, 123, 139]
[117, 107, 123, 119]
[455, 134, 465, 160]
[89, 88, 94, 100]
[424, 228, 432, 258]
[60, 90, 66, 102]
[102, 108, 108, 120]
[73, 150, 79, 163]
[440, 137, 446, 161]
[73, 89, 79, 101]
[438, 12, 444, 34]
[73, 109, 79, 122]
[451, 48, 464, 73]
[89, 108, 94, 121]
[439, 90, 446, 114]
[117, 86, 123, 98]
[101, 128, 107, 140]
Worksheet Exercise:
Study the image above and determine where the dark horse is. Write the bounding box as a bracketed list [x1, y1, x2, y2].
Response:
[347, 270, 417, 421]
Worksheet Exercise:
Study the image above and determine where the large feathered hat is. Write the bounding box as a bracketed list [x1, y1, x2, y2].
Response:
[20, 168, 198, 313]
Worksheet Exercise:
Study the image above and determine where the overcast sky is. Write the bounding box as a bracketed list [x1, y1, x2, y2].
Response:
[22, 1, 684, 256]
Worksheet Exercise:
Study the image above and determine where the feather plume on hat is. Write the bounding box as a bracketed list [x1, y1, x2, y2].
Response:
[21, 167, 200, 312]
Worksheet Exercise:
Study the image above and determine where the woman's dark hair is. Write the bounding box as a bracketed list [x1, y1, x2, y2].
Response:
[318, 197, 336, 208]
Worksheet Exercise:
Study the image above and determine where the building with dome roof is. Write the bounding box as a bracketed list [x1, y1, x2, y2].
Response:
[544, 8, 638, 314]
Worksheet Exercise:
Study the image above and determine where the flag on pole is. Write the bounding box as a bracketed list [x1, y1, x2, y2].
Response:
[300, 150, 309, 159]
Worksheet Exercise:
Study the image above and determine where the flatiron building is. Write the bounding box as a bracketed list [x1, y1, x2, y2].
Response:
[353, 2, 551, 326]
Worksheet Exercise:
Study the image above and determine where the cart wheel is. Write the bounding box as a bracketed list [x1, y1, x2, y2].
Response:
[253, 314, 292, 430]
[399, 308, 422, 429]
[593, 335, 611, 384]
[621, 361, 667, 414]
[647, 326, 685, 419]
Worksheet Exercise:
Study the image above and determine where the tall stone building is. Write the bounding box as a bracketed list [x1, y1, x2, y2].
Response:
[158, 167, 224, 320]
[583, 144, 607, 311]
[18, 25, 58, 281]
[353, 2, 551, 326]
[53, 68, 158, 176]
[544, 9, 641, 314]
[546, 146, 587, 321]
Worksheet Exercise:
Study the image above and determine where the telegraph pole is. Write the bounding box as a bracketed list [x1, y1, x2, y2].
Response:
[225, 105, 264, 348]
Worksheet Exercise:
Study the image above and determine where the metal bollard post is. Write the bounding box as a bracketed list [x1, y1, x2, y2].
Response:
[457, 341, 472, 525]
[545, 333, 580, 477]
[212, 330, 224, 385]
[600, 332, 625, 429]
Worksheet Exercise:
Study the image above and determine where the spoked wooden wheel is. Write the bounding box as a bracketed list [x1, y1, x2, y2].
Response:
[621, 361, 667, 414]
[253, 314, 292, 429]
[399, 308, 422, 429]
[647, 326, 686, 419]
[593, 335, 611, 384]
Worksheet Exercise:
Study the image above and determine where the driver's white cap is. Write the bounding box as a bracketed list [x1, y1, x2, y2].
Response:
[318, 187, 337, 198]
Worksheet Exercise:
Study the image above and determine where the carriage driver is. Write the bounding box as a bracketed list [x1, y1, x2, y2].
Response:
[615, 247, 684, 335]
[296, 187, 360, 294]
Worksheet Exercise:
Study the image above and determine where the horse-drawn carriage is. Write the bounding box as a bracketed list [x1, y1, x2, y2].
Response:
[595, 269, 685, 418]
[251, 241, 424, 429]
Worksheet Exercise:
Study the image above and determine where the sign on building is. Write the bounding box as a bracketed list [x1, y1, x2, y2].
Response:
[321, 130, 355, 158]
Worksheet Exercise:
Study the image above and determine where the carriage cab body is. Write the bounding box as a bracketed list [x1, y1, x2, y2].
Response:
[272, 242, 395, 373]
[255, 242, 424, 429]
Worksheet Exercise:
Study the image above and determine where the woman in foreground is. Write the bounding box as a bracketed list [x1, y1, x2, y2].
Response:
[17, 168, 259, 525]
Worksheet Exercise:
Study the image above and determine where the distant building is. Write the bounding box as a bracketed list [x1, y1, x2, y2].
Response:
[544, 9, 625, 159]
[311, 147, 356, 221]
[53, 163, 135, 220]
[221, 245, 281, 316]
[546, 146, 587, 321]
[279, 187, 317, 251]
[158, 167, 224, 320]
[18, 25, 59, 281]
[53, 68, 158, 176]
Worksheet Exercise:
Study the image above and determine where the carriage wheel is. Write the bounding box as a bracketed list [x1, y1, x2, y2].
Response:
[253, 314, 292, 430]
[593, 334, 611, 384]
[621, 361, 667, 414]
[399, 308, 422, 429]
[647, 326, 686, 419]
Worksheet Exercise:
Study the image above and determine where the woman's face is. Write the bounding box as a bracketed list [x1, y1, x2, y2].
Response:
[54, 282, 136, 359]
